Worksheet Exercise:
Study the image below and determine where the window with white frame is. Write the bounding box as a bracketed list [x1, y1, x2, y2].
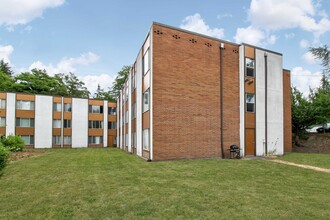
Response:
[53, 119, 61, 128]
[53, 136, 61, 144]
[0, 117, 5, 127]
[64, 103, 72, 112]
[245, 58, 255, 77]
[89, 105, 103, 114]
[16, 100, 35, 110]
[131, 132, 136, 148]
[64, 119, 71, 128]
[53, 103, 62, 112]
[108, 107, 116, 115]
[63, 136, 72, 145]
[131, 72, 136, 90]
[131, 103, 136, 119]
[88, 136, 103, 144]
[246, 93, 255, 112]
[143, 89, 150, 112]
[143, 128, 150, 150]
[88, 120, 103, 129]
[108, 121, 116, 130]
[16, 118, 34, 127]
[20, 135, 34, 145]
[143, 48, 150, 75]
[0, 99, 6, 109]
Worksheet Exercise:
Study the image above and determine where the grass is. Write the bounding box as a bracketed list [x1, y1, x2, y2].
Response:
[0, 149, 330, 219]
[279, 153, 330, 169]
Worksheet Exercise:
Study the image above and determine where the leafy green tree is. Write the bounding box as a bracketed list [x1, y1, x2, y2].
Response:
[60, 72, 90, 98]
[109, 65, 131, 98]
[0, 59, 14, 76]
[310, 45, 330, 76]
[0, 71, 15, 92]
[93, 84, 115, 101]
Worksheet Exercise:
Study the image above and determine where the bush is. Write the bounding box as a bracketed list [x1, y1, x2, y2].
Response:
[0, 142, 10, 172]
[1, 135, 25, 152]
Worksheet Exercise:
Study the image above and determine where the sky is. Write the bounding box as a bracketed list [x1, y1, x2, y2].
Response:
[0, 0, 330, 96]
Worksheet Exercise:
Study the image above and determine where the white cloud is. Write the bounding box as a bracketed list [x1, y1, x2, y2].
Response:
[234, 26, 265, 45]
[0, 45, 14, 64]
[302, 51, 317, 64]
[28, 52, 100, 75]
[0, 0, 65, 26]
[291, 66, 322, 95]
[79, 74, 115, 95]
[248, 0, 330, 37]
[180, 13, 225, 39]
[267, 35, 277, 45]
[217, 13, 233, 20]
[300, 39, 310, 48]
[285, 33, 295, 39]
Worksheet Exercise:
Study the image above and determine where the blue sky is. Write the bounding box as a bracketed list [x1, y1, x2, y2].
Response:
[0, 0, 329, 95]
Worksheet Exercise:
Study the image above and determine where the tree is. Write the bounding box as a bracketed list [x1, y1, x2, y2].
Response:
[109, 65, 131, 98]
[0, 59, 14, 76]
[310, 45, 330, 76]
[93, 84, 115, 101]
[57, 72, 90, 98]
[0, 71, 15, 92]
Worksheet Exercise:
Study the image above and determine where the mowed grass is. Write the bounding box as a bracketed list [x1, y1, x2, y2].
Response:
[1, 149, 330, 219]
[279, 153, 330, 169]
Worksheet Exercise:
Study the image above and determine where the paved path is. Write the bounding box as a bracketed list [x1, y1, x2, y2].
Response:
[269, 159, 330, 174]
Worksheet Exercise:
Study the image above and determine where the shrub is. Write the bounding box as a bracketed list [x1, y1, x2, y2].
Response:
[1, 135, 25, 152]
[0, 142, 10, 172]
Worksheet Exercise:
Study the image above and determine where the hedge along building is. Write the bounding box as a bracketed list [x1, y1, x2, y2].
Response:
[0, 92, 117, 148]
[117, 22, 292, 161]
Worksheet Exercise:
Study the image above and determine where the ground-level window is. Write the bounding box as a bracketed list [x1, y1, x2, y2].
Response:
[16, 118, 34, 127]
[143, 128, 150, 150]
[63, 136, 72, 145]
[246, 93, 255, 112]
[0, 117, 5, 127]
[53, 136, 61, 144]
[125, 134, 128, 147]
[20, 135, 34, 145]
[88, 136, 103, 144]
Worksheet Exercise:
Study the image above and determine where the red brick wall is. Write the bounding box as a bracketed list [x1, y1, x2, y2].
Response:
[283, 70, 292, 152]
[152, 24, 240, 160]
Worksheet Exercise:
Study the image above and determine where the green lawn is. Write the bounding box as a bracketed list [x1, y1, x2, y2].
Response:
[1, 149, 330, 219]
[279, 153, 330, 169]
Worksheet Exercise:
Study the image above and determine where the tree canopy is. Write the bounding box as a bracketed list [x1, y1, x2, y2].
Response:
[310, 45, 330, 76]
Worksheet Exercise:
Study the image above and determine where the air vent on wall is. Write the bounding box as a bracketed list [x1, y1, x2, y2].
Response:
[154, 30, 163, 35]
[233, 49, 239, 54]
[205, 42, 212, 47]
[189, 39, 197, 43]
[172, 35, 180, 39]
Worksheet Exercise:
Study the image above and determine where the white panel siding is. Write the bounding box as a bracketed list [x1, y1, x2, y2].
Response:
[128, 70, 132, 153]
[255, 50, 266, 156]
[136, 50, 143, 157]
[5, 93, 16, 137]
[103, 100, 108, 147]
[35, 95, 53, 148]
[239, 46, 245, 157]
[72, 98, 88, 148]
[117, 99, 120, 147]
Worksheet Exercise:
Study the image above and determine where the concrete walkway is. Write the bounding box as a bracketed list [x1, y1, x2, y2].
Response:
[269, 159, 330, 174]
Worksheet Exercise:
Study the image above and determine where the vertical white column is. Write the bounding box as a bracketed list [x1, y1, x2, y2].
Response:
[136, 50, 143, 157]
[103, 100, 108, 147]
[128, 70, 132, 153]
[116, 98, 120, 147]
[119, 90, 123, 149]
[35, 95, 53, 148]
[72, 98, 88, 148]
[149, 30, 154, 160]
[5, 93, 16, 137]
[239, 46, 245, 157]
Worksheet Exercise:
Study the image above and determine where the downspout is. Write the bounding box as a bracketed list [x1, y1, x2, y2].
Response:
[264, 52, 268, 156]
[220, 43, 225, 159]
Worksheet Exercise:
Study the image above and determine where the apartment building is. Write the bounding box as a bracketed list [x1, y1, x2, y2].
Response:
[117, 22, 292, 161]
[0, 92, 117, 148]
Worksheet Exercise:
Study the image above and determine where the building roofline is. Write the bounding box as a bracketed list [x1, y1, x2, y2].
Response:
[283, 68, 291, 72]
[241, 43, 283, 56]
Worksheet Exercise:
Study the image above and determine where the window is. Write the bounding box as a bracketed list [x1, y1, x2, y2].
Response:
[131, 103, 136, 119]
[131, 132, 136, 148]
[88, 136, 103, 144]
[64, 103, 72, 112]
[143, 129, 150, 150]
[131, 73, 136, 90]
[16, 118, 34, 127]
[142, 48, 150, 75]
[63, 136, 72, 145]
[20, 135, 34, 145]
[245, 58, 255, 77]
[125, 110, 128, 123]
[88, 120, 103, 129]
[0, 99, 6, 109]
[53, 136, 61, 145]
[53, 103, 62, 112]
[246, 93, 255, 112]
[143, 89, 150, 112]
[0, 117, 5, 127]
[16, 100, 35, 110]
[89, 105, 103, 114]
[108, 121, 116, 130]
[125, 134, 128, 147]
[53, 119, 61, 128]
[108, 107, 116, 115]
[64, 119, 71, 128]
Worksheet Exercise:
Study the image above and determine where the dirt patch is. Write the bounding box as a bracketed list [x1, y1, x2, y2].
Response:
[8, 150, 47, 162]
[293, 133, 330, 154]
[270, 159, 330, 174]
